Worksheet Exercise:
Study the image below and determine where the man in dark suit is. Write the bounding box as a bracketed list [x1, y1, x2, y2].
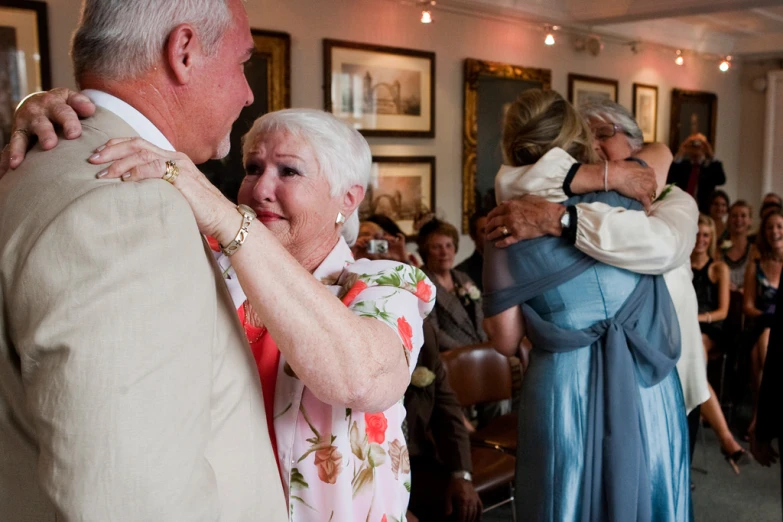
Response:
[456, 211, 489, 291]
[406, 322, 482, 522]
[666, 133, 726, 214]
[751, 264, 782, 515]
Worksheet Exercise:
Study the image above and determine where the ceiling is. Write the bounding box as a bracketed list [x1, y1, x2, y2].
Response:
[432, 0, 783, 57]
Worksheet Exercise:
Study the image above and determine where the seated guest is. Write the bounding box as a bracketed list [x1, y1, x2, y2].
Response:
[709, 190, 730, 242]
[456, 210, 489, 291]
[418, 219, 488, 350]
[667, 132, 726, 214]
[744, 210, 783, 433]
[405, 322, 482, 522]
[722, 201, 754, 292]
[353, 214, 420, 266]
[691, 215, 747, 471]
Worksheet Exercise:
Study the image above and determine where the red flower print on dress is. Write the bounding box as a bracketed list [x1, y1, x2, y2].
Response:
[313, 444, 343, 484]
[397, 316, 413, 352]
[414, 279, 432, 302]
[364, 412, 388, 444]
[341, 280, 368, 306]
[381, 516, 388, 522]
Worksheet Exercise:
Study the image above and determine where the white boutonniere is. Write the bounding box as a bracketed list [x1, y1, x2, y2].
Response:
[456, 282, 481, 303]
[654, 183, 676, 203]
[410, 366, 436, 388]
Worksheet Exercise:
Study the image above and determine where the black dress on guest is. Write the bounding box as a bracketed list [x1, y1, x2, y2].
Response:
[693, 258, 724, 341]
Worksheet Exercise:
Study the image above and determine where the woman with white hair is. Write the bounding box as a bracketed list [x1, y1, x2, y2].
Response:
[10, 106, 435, 521]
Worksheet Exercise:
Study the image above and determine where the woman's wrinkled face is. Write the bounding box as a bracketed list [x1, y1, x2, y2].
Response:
[728, 206, 752, 235]
[710, 197, 729, 221]
[764, 215, 783, 251]
[694, 224, 712, 254]
[238, 130, 341, 256]
[589, 119, 634, 161]
[426, 233, 456, 273]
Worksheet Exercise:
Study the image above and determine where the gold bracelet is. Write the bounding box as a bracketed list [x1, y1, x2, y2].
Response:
[221, 204, 256, 257]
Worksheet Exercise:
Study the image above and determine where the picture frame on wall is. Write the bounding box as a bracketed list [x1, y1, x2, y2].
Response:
[359, 156, 436, 237]
[632, 83, 658, 143]
[201, 29, 291, 201]
[323, 39, 435, 138]
[462, 58, 551, 232]
[0, 0, 51, 149]
[669, 88, 717, 152]
[567, 73, 618, 107]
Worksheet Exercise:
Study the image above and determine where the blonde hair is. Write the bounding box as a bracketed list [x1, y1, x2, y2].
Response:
[502, 89, 598, 167]
[698, 214, 718, 259]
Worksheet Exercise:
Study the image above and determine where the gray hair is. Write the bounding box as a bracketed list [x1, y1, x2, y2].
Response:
[72, 0, 233, 82]
[242, 109, 372, 246]
[579, 100, 645, 154]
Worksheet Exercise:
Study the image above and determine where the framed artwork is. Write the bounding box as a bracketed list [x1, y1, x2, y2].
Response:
[669, 88, 717, 152]
[461, 58, 551, 231]
[632, 83, 658, 143]
[359, 156, 436, 236]
[323, 39, 435, 138]
[567, 73, 618, 107]
[0, 0, 51, 149]
[202, 29, 291, 201]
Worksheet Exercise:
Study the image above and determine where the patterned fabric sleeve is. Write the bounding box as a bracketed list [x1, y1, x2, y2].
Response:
[337, 259, 435, 374]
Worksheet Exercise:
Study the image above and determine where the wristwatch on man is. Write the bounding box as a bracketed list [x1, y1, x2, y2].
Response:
[451, 470, 473, 482]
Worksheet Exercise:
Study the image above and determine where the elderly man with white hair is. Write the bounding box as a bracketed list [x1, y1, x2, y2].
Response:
[0, 0, 288, 520]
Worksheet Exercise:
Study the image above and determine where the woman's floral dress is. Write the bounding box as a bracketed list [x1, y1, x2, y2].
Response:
[214, 237, 435, 522]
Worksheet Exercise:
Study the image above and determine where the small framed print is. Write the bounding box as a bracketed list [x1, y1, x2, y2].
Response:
[0, 0, 51, 149]
[568, 73, 618, 107]
[324, 39, 435, 138]
[359, 156, 436, 236]
[632, 83, 659, 143]
[669, 88, 717, 151]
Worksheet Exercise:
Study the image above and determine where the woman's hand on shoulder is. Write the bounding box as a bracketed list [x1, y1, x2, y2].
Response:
[89, 137, 234, 239]
[607, 160, 657, 211]
[1, 88, 94, 177]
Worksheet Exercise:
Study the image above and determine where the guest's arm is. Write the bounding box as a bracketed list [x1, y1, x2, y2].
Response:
[697, 262, 731, 322]
[743, 262, 764, 318]
[484, 306, 526, 356]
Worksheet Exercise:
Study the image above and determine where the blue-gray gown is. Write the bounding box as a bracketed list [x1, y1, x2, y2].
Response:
[484, 191, 691, 522]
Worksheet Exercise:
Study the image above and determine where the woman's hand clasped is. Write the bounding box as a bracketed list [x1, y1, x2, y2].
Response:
[89, 138, 237, 243]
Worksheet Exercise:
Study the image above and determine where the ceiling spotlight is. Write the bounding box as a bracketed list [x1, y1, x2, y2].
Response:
[420, 9, 432, 23]
[675, 49, 684, 66]
[719, 56, 731, 72]
[544, 24, 556, 45]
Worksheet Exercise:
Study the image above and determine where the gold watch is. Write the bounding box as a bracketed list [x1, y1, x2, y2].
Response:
[221, 204, 256, 257]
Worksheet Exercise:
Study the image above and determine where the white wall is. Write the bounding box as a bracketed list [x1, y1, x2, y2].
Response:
[42, 0, 745, 260]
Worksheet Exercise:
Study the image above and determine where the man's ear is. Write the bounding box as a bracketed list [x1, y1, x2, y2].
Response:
[166, 24, 201, 85]
[342, 184, 366, 216]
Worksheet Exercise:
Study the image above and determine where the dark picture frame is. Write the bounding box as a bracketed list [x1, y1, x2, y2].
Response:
[567, 73, 618, 106]
[669, 88, 717, 152]
[632, 83, 659, 143]
[323, 39, 435, 138]
[202, 29, 291, 201]
[461, 58, 551, 232]
[360, 156, 436, 237]
[0, 0, 51, 149]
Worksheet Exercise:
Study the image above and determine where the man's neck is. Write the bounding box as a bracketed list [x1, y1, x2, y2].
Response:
[81, 75, 180, 151]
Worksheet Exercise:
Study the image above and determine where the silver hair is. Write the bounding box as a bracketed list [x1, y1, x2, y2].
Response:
[242, 109, 372, 246]
[71, 0, 233, 82]
[579, 100, 645, 153]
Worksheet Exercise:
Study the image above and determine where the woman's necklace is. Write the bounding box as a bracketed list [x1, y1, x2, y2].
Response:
[242, 301, 266, 344]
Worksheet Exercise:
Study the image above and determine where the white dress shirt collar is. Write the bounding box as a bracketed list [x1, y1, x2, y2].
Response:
[81, 89, 175, 152]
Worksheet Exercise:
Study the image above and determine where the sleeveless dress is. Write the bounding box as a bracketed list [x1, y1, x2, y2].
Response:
[723, 242, 751, 290]
[485, 190, 691, 522]
[692, 259, 724, 341]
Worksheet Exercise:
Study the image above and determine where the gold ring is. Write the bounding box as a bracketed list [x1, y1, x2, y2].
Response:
[501, 225, 510, 237]
[12, 128, 30, 138]
[650, 191, 657, 201]
[162, 160, 179, 184]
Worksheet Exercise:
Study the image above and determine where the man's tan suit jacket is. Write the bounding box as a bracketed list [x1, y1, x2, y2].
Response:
[0, 108, 286, 521]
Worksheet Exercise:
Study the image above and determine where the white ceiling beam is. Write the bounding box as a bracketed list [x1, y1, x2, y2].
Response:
[572, 0, 780, 26]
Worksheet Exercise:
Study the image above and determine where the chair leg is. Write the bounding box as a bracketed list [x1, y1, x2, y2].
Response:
[509, 482, 517, 522]
[719, 353, 728, 406]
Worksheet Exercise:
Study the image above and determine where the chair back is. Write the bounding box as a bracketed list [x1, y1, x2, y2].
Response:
[440, 343, 513, 407]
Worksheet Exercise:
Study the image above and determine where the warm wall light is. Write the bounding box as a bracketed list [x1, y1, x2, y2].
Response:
[543, 24, 557, 45]
[545, 33, 555, 45]
[675, 50, 684, 66]
[420, 9, 432, 23]
[719, 56, 731, 72]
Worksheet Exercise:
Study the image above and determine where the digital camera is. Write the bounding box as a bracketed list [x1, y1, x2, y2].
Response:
[367, 239, 389, 254]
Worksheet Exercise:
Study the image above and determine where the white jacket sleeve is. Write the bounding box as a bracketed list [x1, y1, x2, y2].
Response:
[574, 187, 699, 275]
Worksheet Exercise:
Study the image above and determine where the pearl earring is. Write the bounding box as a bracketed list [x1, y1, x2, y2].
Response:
[335, 212, 346, 225]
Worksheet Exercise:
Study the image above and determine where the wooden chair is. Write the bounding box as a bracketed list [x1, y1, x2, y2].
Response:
[441, 343, 521, 518]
